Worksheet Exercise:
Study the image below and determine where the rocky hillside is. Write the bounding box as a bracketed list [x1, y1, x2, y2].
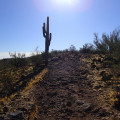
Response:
[1, 52, 120, 120]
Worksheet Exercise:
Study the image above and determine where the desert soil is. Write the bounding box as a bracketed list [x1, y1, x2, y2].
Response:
[3, 52, 120, 120]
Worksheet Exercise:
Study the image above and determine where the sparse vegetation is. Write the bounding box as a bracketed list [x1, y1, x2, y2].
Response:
[79, 29, 120, 69]
[9, 52, 28, 68]
[94, 29, 120, 67]
[93, 30, 120, 108]
[78, 28, 120, 110]
[0, 50, 45, 99]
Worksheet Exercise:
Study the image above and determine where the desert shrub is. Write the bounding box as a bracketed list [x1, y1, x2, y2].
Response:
[30, 52, 44, 66]
[94, 33, 109, 54]
[94, 29, 120, 69]
[80, 43, 95, 54]
[9, 52, 28, 68]
[69, 45, 77, 52]
[94, 29, 120, 57]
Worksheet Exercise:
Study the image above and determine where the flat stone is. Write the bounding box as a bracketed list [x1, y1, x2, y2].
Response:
[4, 111, 24, 120]
[76, 100, 92, 112]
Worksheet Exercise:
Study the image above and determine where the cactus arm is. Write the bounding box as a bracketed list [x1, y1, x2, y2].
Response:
[43, 23, 47, 38]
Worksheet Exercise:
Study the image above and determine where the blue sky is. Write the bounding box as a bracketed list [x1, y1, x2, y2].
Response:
[0, 0, 120, 58]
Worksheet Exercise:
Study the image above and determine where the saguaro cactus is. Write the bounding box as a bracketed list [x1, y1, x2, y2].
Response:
[43, 16, 52, 65]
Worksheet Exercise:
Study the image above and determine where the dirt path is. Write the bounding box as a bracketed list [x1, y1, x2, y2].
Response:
[4, 52, 120, 120]
[31, 53, 120, 120]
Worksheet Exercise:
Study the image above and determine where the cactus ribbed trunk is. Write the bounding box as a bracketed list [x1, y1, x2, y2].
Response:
[43, 16, 52, 65]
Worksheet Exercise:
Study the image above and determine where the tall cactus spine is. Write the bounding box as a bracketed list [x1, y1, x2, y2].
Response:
[43, 16, 52, 65]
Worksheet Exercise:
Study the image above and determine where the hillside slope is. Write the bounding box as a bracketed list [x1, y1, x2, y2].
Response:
[1, 52, 120, 120]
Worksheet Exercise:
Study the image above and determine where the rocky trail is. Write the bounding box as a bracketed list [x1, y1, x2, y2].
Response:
[1, 52, 120, 120]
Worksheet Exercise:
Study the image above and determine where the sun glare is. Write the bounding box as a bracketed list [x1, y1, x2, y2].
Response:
[51, 0, 78, 6]
[33, 0, 93, 12]
[51, 0, 79, 8]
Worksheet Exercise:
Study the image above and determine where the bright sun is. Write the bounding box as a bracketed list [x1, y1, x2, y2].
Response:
[51, 0, 79, 7]
[33, 0, 93, 12]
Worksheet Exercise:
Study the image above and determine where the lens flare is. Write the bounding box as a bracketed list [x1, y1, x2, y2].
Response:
[51, 0, 79, 6]
[33, 0, 93, 12]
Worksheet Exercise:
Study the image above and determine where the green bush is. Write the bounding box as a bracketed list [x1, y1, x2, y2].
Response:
[94, 29, 120, 57]
[93, 29, 120, 69]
